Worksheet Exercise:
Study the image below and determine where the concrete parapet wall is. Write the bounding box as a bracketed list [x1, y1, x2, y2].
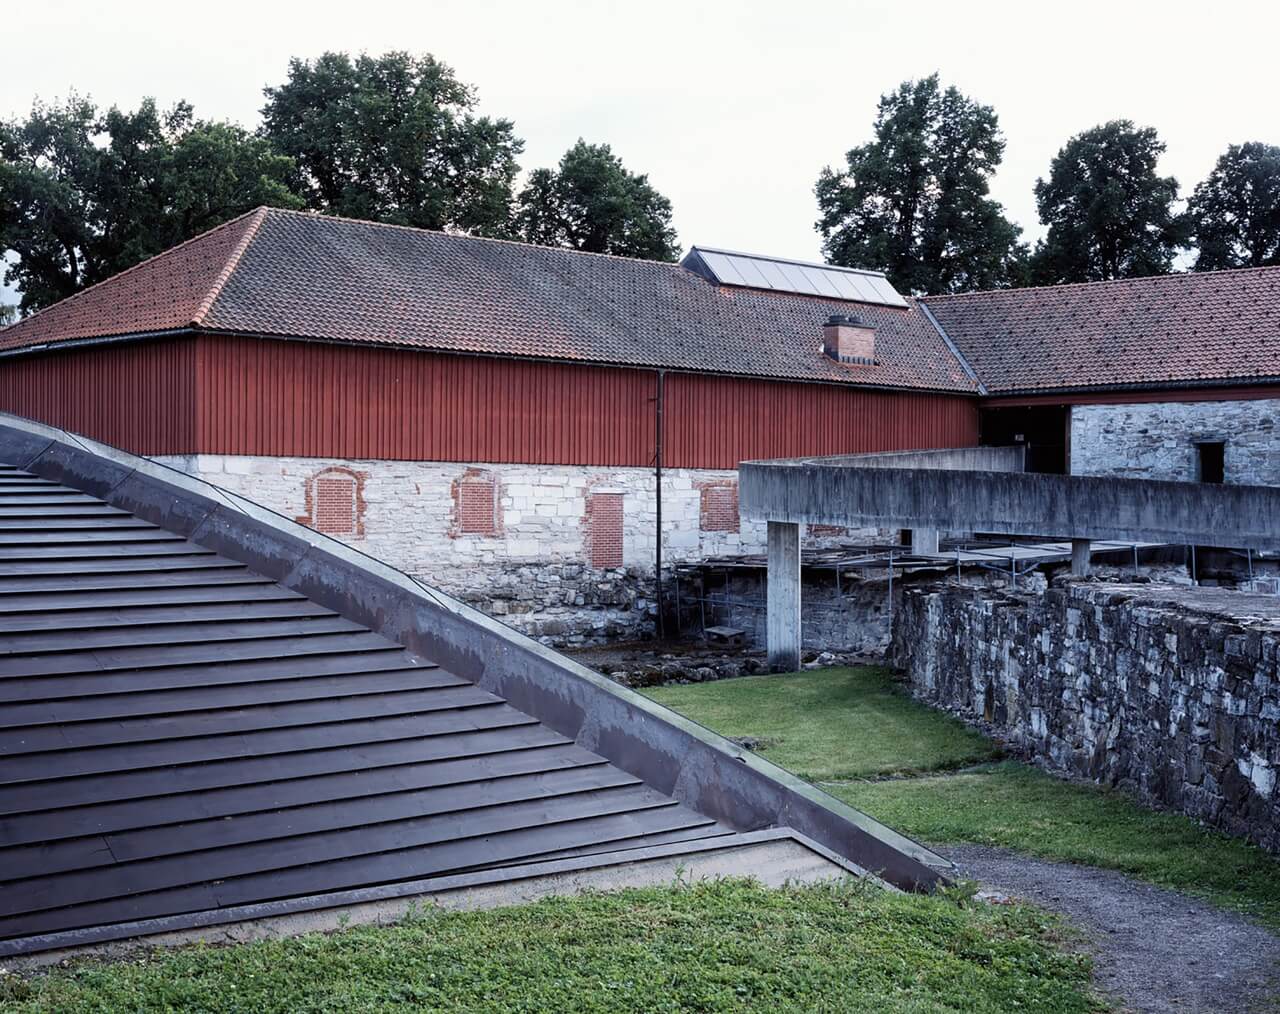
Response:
[799, 445, 1026, 471]
[740, 460, 1280, 550]
[893, 581, 1280, 852]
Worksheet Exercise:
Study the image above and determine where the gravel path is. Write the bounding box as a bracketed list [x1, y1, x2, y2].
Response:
[939, 844, 1280, 1013]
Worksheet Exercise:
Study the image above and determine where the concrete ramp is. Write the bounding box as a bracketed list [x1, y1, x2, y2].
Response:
[0, 412, 948, 959]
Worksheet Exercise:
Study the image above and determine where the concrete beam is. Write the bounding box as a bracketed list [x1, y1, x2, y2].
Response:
[911, 527, 940, 555]
[1071, 539, 1091, 577]
[767, 521, 801, 672]
[741, 460, 1280, 551]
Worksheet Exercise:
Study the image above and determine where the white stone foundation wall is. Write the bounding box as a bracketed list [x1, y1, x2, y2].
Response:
[155, 454, 833, 644]
[1071, 399, 1280, 485]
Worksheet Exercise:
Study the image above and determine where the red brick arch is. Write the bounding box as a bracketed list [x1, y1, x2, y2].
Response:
[297, 466, 367, 538]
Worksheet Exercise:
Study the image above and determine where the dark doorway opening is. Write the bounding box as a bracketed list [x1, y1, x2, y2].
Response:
[1196, 441, 1225, 484]
[979, 405, 1070, 474]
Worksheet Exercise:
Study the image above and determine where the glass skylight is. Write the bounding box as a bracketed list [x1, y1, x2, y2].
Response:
[682, 246, 907, 308]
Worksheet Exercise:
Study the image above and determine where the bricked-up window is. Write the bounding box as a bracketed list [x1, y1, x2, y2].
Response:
[700, 484, 739, 532]
[313, 472, 357, 535]
[587, 492, 624, 569]
[458, 476, 499, 535]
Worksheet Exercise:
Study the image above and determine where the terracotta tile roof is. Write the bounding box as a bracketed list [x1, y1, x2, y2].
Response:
[0, 208, 976, 393]
[0, 209, 266, 352]
[921, 268, 1280, 394]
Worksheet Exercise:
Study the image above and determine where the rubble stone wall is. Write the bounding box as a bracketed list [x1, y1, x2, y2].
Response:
[1071, 398, 1280, 485]
[893, 580, 1280, 851]
[696, 571, 895, 656]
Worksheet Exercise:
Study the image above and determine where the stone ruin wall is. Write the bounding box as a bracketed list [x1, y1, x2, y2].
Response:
[893, 580, 1280, 852]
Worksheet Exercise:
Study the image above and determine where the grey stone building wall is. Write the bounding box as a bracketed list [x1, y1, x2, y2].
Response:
[1071, 398, 1280, 485]
[893, 580, 1280, 852]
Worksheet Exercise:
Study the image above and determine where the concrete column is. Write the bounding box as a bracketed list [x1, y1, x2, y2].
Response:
[766, 521, 801, 673]
[911, 527, 940, 555]
[1071, 538, 1091, 577]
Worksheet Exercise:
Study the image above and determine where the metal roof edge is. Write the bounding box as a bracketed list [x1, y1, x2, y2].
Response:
[0, 328, 198, 359]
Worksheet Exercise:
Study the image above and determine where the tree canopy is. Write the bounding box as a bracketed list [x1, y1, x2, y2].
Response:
[0, 95, 298, 313]
[1030, 120, 1188, 283]
[1187, 142, 1280, 270]
[260, 51, 522, 235]
[815, 75, 1026, 295]
[513, 140, 680, 260]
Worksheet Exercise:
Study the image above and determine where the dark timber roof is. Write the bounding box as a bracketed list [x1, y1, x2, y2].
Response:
[0, 465, 733, 953]
[0, 417, 949, 957]
[0, 208, 977, 394]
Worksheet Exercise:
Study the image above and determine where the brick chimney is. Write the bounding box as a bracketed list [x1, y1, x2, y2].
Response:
[821, 314, 876, 365]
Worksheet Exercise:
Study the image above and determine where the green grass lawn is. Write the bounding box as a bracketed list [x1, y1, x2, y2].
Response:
[645, 666, 1000, 781]
[646, 667, 1280, 929]
[2, 880, 1099, 1014]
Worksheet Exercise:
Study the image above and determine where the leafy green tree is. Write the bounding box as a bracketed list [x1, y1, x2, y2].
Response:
[261, 51, 521, 235]
[1030, 120, 1188, 283]
[0, 95, 298, 313]
[1187, 142, 1280, 270]
[0, 302, 16, 327]
[514, 140, 680, 260]
[815, 75, 1026, 295]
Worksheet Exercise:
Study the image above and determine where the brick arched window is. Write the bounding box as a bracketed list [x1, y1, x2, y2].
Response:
[310, 469, 359, 536]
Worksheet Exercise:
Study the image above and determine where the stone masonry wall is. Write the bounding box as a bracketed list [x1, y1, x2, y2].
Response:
[154, 454, 786, 645]
[694, 571, 894, 656]
[1071, 399, 1280, 485]
[893, 580, 1280, 852]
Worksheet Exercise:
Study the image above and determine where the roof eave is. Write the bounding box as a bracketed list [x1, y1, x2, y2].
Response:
[0, 327, 199, 359]
[0, 326, 977, 396]
[981, 376, 1280, 400]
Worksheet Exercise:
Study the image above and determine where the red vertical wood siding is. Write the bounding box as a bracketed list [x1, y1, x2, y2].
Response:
[663, 373, 979, 468]
[195, 335, 657, 465]
[0, 333, 980, 467]
[0, 338, 197, 455]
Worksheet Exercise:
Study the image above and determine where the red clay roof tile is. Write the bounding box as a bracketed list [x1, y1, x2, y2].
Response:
[921, 269, 1280, 394]
[0, 209, 266, 352]
[0, 208, 976, 393]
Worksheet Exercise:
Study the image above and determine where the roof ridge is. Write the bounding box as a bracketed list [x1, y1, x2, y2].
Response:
[914, 299, 986, 395]
[256, 205, 695, 271]
[919, 263, 1280, 303]
[191, 207, 269, 325]
[1, 208, 266, 334]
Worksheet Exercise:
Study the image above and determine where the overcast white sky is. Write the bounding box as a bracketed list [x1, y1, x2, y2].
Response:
[4, 0, 1279, 304]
